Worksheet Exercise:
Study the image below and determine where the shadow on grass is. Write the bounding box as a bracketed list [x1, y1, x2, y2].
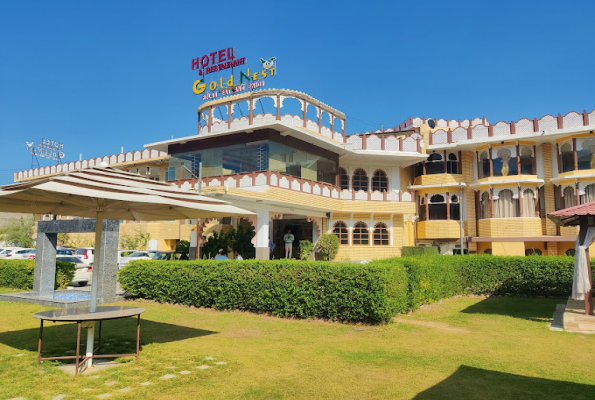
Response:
[0, 318, 217, 359]
[460, 296, 562, 323]
[413, 365, 595, 399]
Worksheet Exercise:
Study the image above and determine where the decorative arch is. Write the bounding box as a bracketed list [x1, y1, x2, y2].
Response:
[339, 167, 349, 190]
[352, 168, 368, 192]
[373, 222, 389, 246]
[371, 169, 388, 192]
[332, 221, 348, 245]
[352, 221, 369, 245]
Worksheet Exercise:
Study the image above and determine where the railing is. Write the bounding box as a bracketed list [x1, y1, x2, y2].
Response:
[16, 149, 167, 181]
[429, 109, 595, 145]
[173, 170, 414, 202]
[346, 133, 423, 152]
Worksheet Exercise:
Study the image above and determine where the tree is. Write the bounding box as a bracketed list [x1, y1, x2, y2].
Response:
[0, 216, 36, 247]
[120, 229, 151, 250]
[316, 233, 340, 261]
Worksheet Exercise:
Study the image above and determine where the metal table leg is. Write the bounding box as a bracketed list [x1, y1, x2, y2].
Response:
[37, 320, 43, 366]
[136, 314, 141, 359]
[75, 321, 81, 375]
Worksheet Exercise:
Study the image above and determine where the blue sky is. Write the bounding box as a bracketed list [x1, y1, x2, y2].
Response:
[1, 0, 594, 185]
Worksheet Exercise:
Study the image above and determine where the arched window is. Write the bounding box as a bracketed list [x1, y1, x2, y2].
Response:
[493, 148, 512, 177]
[563, 186, 576, 208]
[480, 192, 491, 219]
[352, 222, 369, 245]
[495, 189, 518, 218]
[520, 147, 534, 174]
[339, 168, 349, 190]
[425, 152, 444, 175]
[352, 169, 368, 192]
[428, 194, 447, 220]
[479, 151, 490, 179]
[373, 223, 389, 246]
[522, 189, 536, 217]
[566, 249, 576, 256]
[332, 221, 348, 245]
[576, 139, 595, 170]
[582, 184, 595, 204]
[560, 142, 574, 173]
[483, 248, 492, 255]
[371, 170, 388, 192]
[525, 248, 542, 256]
[446, 153, 459, 174]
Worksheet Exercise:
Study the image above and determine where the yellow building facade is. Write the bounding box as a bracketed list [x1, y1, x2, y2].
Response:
[14, 89, 595, 259]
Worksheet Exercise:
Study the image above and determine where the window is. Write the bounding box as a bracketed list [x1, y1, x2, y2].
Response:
[339, 168, 349, 190]
[563, 186, 576, 208]
[428, 194, 447, 220]
[352, 222, 369, 245]
[165, 166, 176, 181]
[352, 169, 368, 192]
[446, 153, 459, 174]
[480, 192, 491, 219]
[519, 147, 534, 174]
[371, 170, 388, 192]
[419, 196, 426, 221]
[450, 194, 460, 220]
[483, 248, 492, 255]
[479, 151, 490, 179]
[493, 148, 511, 177]
[522, 189, 536, 217]
[495, 189, 518, 218]
[566, 249, 576, 256]
[581, 184, 595, 204]
[525, 248, 542, 256]
[373, 223, 389, 246]
[560, 142, 574, 173]
[425, 152, 444, 175]
[332, 222, 348, 245]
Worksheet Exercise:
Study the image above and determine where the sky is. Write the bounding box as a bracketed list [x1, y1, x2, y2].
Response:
[1, 0, 594, 185]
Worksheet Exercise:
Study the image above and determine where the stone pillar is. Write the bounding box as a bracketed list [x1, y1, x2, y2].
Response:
[255, 210, 270, 260]
[33, 231, 57, 298]
[93, 220, 120, 303]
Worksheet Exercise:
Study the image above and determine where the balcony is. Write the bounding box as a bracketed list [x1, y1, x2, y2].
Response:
[417, 220, 461, 239]
[478, 218, 542, 237]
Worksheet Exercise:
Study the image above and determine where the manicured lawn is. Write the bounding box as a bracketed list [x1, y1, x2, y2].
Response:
[1, 292, 594, 399]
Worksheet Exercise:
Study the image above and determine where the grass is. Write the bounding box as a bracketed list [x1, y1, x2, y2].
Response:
[1, 292, 594, 399]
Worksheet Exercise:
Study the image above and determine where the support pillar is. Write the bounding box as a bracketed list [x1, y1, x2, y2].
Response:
[255, 210, 270, 260]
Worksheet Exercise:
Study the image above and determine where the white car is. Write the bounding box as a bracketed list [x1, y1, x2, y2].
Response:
[59, 255, 91, 287]
[119, 250, 158, 268]
[117, 249, 136, 266]
[74, 247, 94, 267]
[0, 247, 24, 259]
[11, 248, 36, 260]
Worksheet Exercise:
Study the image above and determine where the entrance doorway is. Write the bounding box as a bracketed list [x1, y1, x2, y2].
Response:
[272, 219, 313, 259]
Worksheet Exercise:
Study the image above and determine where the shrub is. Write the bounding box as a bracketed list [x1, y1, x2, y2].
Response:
[317, 234, 340, 261]
[299, 240, 314, 260]
[119, 259, 408, 323]
[0, 259, 76, 290]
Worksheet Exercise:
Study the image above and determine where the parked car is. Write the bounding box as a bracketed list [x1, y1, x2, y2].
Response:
[74, 247, 94, 267]
[11, 248, 36, 259]
[57, 248, 75, 255]
[0, 247, 24, 259]
[58, 255, 90, 286]
[119, 250, 158, 268]
[152, 251, 189, 261]
[117, 249, 136, 266]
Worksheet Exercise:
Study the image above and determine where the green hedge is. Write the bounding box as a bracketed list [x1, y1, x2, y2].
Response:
[117, 255, 585, 323]
[0, 259, 76, 290]
[387, 255, 578, 310]
[119, 259, 408, 323]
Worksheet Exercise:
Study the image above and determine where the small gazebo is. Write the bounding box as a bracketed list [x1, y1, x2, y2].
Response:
[548, 202, 595, 331]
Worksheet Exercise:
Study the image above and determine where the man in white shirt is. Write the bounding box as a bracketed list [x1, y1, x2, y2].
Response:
[283, 229, 294, 258]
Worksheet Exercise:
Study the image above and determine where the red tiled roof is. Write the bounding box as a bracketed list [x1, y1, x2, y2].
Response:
[548, 201, 595, 227]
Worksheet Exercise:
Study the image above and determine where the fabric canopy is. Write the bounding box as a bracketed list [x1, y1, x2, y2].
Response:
[0, 167, 252, 219]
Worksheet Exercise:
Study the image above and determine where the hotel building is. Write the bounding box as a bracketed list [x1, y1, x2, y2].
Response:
[14, 89, 595, 259]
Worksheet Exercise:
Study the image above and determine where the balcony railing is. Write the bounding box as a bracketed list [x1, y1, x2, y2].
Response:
[429, 109, 595, 145]
[173, 170, 414, 202]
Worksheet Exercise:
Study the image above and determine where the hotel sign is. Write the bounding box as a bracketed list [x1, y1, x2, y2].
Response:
[26, 138, 65, 161]
[191, 47, 276, 101]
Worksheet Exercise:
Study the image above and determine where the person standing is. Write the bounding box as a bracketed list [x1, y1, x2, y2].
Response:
[215, 248, 228, 260]
[283, 229, 294, 258]
[268, 239, 276, 259]
[234, 250, 243, 260]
